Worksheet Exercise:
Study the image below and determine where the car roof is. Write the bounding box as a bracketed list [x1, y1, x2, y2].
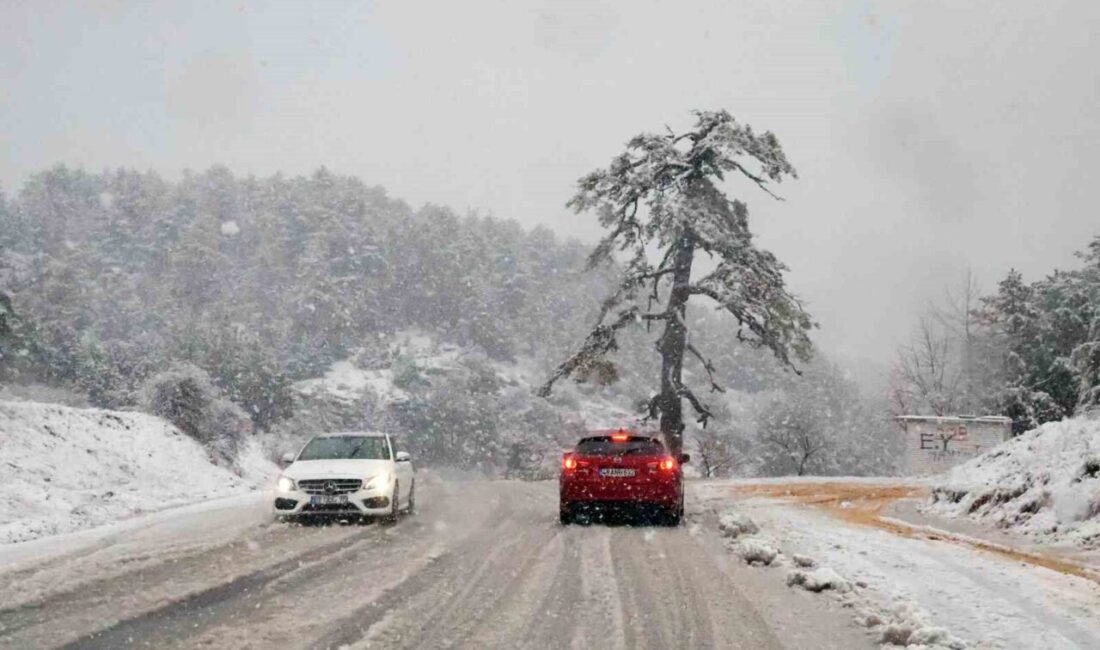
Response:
[578, 432, 662, 443]
[314, 431, 390, 439]
[583, 428, 660, 439]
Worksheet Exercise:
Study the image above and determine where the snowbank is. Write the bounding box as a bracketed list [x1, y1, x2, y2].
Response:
[0, 400, 274, 544]
[927, 414, 1100, 547]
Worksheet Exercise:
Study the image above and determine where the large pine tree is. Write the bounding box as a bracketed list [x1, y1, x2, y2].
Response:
[539, 110, 815, 456]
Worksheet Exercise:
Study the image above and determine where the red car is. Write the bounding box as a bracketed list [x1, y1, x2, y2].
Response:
[559, 429, 688, 526]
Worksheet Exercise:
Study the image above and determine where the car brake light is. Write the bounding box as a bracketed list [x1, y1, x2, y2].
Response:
[563, 456, 577, 470]
[611, 432, 629, 442]
[659, 456, 676, 471]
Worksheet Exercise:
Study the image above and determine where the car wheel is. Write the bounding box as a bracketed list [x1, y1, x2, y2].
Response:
[405, 481, 416, 515]
[559, 503, 572, 525]
[383, 482, 399, 524]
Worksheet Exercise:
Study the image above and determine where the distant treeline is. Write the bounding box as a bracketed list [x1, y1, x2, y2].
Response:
[0, 165, 609, 426]
[891, 239, 1100, 433]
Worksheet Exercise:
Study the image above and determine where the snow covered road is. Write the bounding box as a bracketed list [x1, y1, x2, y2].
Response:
[6, 478, 1100, 649]
[0, 479, 872, 650]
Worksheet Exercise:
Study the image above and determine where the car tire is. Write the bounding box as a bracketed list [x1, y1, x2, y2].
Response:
[405, 481, 416, 515]
[559, 504, 572, 526]
[383, 483, 399, 524]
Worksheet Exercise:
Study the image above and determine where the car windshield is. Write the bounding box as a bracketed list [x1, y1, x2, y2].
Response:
[575, 438, 665, 456]
[297, 436, 390, 461]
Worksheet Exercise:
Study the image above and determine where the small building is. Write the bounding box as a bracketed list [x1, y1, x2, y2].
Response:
[896, 415, 1013, 476]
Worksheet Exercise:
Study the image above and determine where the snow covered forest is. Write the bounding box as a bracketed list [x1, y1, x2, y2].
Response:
[890, 240, 1100, 434]
[0, 165, 894, 476]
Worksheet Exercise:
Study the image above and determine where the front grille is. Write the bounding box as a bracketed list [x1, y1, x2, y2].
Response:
[298, 478, 363, 495]
[302, 502, 361, 513]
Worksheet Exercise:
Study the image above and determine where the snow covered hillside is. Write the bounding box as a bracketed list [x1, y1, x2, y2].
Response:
[0, 400, 275, 544]
[280, 329, 640, 477]
[927, 414, 1100, 547]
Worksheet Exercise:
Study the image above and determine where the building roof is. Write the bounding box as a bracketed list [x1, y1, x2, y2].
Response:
[895, 415, 1011, 423]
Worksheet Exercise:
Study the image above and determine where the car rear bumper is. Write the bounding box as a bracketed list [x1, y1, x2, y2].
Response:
[559, 480, 681, 508]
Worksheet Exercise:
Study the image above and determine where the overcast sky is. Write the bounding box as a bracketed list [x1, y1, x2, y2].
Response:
[2, 0, 1099, 376]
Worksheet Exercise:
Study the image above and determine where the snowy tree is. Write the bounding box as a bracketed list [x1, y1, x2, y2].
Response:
[976, 269, 1062, 433]
[539, 110, 815, 456]
[692, 428, 738, 478]
[890, 315, 964, 416]
[1072, 318, 1100, 414]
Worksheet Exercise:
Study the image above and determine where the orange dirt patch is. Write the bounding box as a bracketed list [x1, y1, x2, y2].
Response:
[732, 482, 1100, 586]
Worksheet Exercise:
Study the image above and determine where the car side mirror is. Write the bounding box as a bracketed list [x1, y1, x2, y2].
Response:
[679, 453, 691, 465]
[279, 452, 296, 467]
[395, 451, 411, 463]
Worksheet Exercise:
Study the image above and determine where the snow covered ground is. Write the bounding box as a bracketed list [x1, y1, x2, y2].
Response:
[926, 414, 1100, 549]
[697, 479, 1100, 649]
[0, 399, 275, 545]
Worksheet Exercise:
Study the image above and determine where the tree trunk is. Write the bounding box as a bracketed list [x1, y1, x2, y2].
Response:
[657, 233, 695, 458]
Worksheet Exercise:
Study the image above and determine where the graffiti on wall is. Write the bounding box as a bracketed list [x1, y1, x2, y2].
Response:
[919, 423, 968, 452]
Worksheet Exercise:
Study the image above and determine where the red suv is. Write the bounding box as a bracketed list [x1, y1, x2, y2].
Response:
[559, 430, 687, 526]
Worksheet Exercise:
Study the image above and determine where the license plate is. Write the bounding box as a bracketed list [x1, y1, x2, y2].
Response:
[310, 494, 349, 505]
[599, 468, 636, 478]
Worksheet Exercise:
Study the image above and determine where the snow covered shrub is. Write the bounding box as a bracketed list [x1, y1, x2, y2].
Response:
[205, 398, 252, 464]
[142, 363, 251, 464]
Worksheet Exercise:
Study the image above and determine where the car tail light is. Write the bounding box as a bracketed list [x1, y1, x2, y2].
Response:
[658, 456, 676, 471]
[611, 432, 630, 442]
[563, 455, 577, 470]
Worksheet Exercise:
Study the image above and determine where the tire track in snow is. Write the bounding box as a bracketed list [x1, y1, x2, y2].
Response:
[0, 524, 369, 644]
[56, 524, 394, 649]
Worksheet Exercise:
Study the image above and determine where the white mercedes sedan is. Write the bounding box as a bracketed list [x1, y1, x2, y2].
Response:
[273, 432, 415, 522]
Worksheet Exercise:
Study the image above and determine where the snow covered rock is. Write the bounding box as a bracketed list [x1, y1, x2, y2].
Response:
[786, 567, 851, 593]
[736, 539, 778, 565]
[717, 510, 759, 539]
[928, 415, 1100, 546]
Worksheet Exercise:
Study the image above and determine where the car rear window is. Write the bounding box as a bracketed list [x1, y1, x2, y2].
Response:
[575, 437, 665, 456]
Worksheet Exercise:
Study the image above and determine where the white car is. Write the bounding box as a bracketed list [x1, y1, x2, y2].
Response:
[273, 432, 415, 522]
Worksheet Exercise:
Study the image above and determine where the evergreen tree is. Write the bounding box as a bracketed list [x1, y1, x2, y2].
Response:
[538, 110, 815, 456]
[1071, 318, 1100, 414]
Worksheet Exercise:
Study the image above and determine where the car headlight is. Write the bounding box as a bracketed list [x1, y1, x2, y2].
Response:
[276, 476, 296, 493]
[362, 473, 388, 491]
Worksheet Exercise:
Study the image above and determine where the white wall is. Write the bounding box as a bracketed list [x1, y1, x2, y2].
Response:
[898, 416, 1012, 476]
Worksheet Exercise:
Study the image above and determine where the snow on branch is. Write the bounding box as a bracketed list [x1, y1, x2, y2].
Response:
[536, 307, 665, 397]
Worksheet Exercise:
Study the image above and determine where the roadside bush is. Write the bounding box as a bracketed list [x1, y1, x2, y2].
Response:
[141, 363, 252, 465]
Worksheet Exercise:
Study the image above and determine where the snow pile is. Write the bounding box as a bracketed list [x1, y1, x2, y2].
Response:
[786, 566, 851, 593]
[877, 602, 967, 649]
[717, 510, 759, 539]
[791, 553, 815, 568]
[0, 400, 274, 544]
[700, 482, 977, 649]
[927, 414, 1100, 546]
[735, 538, 779, 565]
